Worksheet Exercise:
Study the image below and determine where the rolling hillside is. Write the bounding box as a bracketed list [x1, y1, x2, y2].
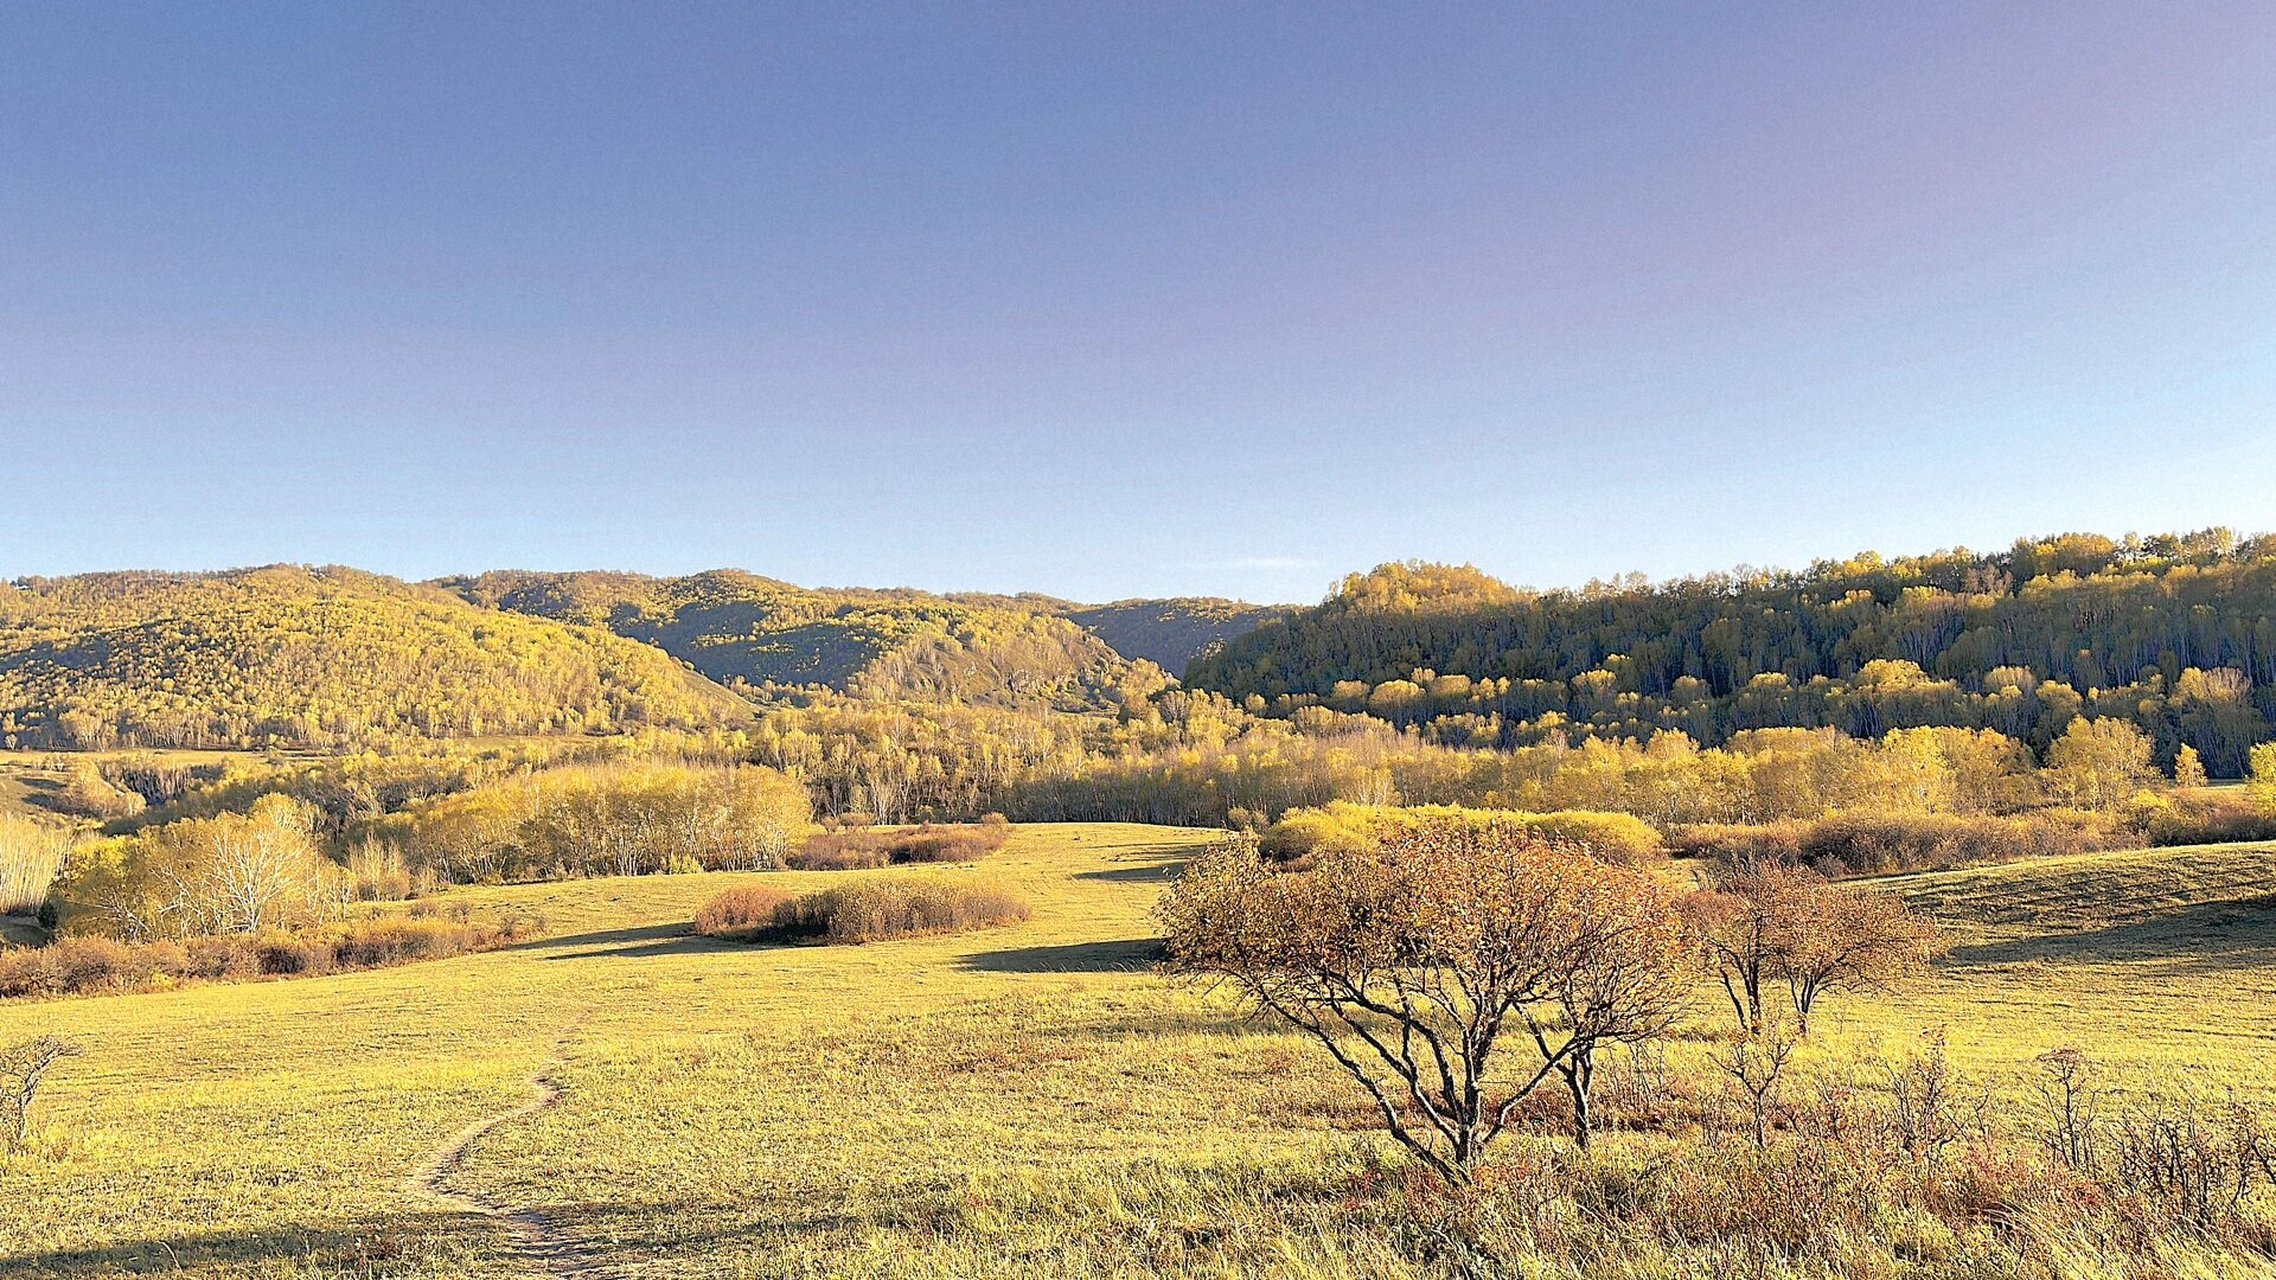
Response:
[0, 567, 752, 750]
[0, 563, 1282, 753]
[1186, 532, 2276, 768]
[1060, 598, 1283, 672]
[443, 570, 1183, 711]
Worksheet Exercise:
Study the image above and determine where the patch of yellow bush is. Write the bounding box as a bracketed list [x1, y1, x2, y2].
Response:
[1258, 801, 1663, 868]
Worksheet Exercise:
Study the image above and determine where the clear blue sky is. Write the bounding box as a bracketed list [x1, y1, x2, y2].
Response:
[4, 3, 2273, 603]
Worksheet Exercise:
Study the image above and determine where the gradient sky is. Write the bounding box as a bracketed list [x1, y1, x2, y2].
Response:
[4, 3, 2274, 603]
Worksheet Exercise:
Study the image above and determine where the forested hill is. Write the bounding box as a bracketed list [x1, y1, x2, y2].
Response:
[0, 567, 753, 750]
[440, 570, 1165, 711]
[1184, 531, 2276, 774]
[1058, 598, 1285, 671]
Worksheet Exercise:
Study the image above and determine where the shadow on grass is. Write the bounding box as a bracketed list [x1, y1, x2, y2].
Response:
[502, 922, 743, 962]
[1944, 896, 2276, 972]
[958, 938, 1165, 973]
[1072, 860, 1188, 884]
[11, 1210, 503, 1277]
[13, 1200, 848, 1277]
[10, 773, 73, 819]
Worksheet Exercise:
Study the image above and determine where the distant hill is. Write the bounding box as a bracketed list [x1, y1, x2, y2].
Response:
[1185, 532, 2276, 773]
[0, 566, 751, 750]
[1059, 598, 1285, 672]
[441, 570, 1159, 711]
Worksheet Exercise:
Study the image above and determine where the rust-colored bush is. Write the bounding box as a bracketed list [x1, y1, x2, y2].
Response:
[1672, 810, 2133, 876]
[786, 822, 1015, 870]
[770, 880, 1029, 945]
[785, 835, 889, 871]
[692, 885, 795, 939]
[0, 911, 536, 1001]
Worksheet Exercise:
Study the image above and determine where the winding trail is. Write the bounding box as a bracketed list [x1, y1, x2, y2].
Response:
[409, 1062, 609, 1279]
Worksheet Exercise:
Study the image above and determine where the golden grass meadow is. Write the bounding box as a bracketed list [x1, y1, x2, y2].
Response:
[12, 4, 2276, 1272]
[10, 822, 2276, 1278]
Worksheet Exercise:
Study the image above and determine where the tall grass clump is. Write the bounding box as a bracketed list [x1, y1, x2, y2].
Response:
[690, 885, 794, 940]
[786, 819, 1015, 871]
[695, 878, 1029, 945]
[1376, 1041, 2276, 1277]
[0, 912, 543, 1001]
[1671, 810, 2135, 875]
[0, 814, 73, 917]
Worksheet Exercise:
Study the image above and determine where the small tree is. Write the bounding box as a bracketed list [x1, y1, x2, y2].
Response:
[1158, 822, 1687, 1179]
[1780, 880, 1943, 1033]
[2249, 743, 2276, 813]
[0, 1036, 81, 1150]
[1687, 864, 1941, 1035]
[2173, 745, 2208, 790]
[2035, 1046, 2101, 1171]
[1682, 863, 1816, 1032]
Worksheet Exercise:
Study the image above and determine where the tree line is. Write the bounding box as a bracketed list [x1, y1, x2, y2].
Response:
[1187, 530, 2276, 774]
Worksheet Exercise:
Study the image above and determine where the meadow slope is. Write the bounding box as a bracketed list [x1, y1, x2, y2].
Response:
[7, 827, 2276, 1277]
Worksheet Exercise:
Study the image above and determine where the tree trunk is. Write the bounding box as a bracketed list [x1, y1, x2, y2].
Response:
[1563, 1049, 1596, 1149]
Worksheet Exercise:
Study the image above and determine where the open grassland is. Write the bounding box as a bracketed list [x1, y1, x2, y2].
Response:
[8, 826, 2276, 1277]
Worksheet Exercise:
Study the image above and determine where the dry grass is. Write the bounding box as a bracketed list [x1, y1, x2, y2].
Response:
[689, 885, 793, 940]
[3, 824, 2274, 1278]
[0, 914, 544, 1000]
[769, 878, 1030, 944]
[786, 821, 1015, 871]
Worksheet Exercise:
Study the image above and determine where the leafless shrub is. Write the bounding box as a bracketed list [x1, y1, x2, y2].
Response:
[1882, 1028, 1985, 1163]
[2106, 1087, 2276, 1234]
[2035, 1046, 2103, 1172]
[1709, 1018, 1799, 1150]
[1159, 823, 1688, 1181]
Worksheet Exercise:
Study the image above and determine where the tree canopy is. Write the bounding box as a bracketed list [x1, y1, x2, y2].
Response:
[1187, 531, 2276, 774]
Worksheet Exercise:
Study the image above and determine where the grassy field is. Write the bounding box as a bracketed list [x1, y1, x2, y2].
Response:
[7, 826, 2276, 1277]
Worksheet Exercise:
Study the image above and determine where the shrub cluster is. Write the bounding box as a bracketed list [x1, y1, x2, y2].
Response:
[1258, 802, 1662, 870]
[0, 911, 540, 1000]
[2136, 788, 2276, 847]
[786, 818, 1014, 871]
[1397, 1043, 2276, 1274]
[694, 879, 1029, 945]
[367, 761, 811, 884]
[690, 885, 794, 939]
[1670, 809, 2135, 875]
